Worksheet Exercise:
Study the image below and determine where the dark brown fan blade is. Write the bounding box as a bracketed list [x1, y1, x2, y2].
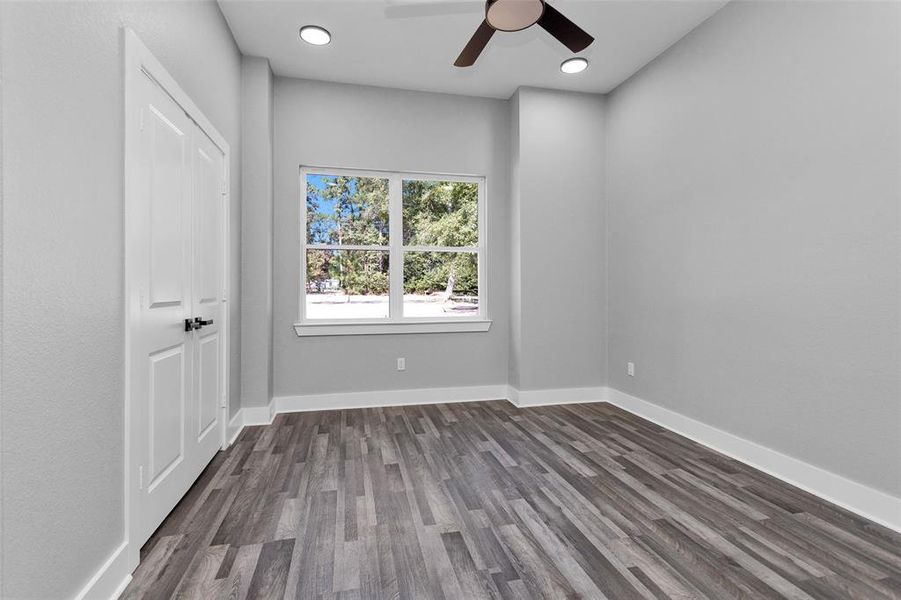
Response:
[454, 20, 495, 67]
[537, 3, 594, 53]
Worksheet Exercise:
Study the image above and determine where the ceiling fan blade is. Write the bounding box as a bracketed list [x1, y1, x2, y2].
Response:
[537, 3, 594, 53]
[454, 20, 495, 67]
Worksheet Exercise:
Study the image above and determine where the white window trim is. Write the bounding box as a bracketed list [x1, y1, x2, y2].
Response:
[296, 166, 490, 337]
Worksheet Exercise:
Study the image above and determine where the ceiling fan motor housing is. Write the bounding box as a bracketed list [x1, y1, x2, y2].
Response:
[485, 0, 546, 32]
[455, 0, 593, 67]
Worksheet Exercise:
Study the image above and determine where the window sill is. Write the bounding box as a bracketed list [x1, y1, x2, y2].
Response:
[294, 319, 492, 337]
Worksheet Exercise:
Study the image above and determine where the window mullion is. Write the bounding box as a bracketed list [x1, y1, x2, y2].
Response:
[307, 244, 389, 251]
[388, 174, 403, 321]
[403, 245, 478, 253]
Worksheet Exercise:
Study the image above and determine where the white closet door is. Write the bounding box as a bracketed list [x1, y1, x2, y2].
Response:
[131, 72, 227, 545]
[133, 72, 196, 544]
[189, 128, 226, 473]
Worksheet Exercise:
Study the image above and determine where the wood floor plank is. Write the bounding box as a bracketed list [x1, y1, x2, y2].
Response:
[122, 401, 901, 599]
[246, 538, 294, 600]
[223, 542, 263, 600]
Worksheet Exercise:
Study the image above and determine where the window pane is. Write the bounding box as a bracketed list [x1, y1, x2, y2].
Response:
[403, 252, 478, 318]
[402, 180, 478, 246]
[306, 249, 389, 319]
[306, 174, 389, 245]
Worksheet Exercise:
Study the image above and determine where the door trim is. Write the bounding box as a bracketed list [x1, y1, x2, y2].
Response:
[123, 27, 230, 572]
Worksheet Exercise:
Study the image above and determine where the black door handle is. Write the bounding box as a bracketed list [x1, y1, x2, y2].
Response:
[194, 317, 214, 328]
[185, 318, 200, 332]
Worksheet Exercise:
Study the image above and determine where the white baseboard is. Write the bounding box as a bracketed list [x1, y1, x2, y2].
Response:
[226, 409, 245, 446]
[246, 384, 602, 425]
[242, 403, 275, 426]
[508, 385, 607, 407]
[73, 540, 131, 600]
[274, 384, 508, 414]
[606, 387, 901, 534]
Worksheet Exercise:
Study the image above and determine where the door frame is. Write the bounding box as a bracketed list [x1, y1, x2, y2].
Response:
[123, 28, 231, 570]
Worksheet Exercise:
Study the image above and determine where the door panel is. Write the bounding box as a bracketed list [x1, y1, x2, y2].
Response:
[196, 332, 219, 440]
[147, 345, 185, 489]
[194, 146, 221, 305]
[147, 105, 188, 307]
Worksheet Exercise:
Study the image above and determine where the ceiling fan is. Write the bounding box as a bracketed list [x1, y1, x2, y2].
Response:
[454, 0, 594, 67]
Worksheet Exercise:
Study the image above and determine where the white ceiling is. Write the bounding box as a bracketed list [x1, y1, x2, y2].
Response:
[218, 0, 728, 99]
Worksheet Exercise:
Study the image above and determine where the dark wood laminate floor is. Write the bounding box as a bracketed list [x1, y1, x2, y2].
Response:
[122, 401, 901, 599]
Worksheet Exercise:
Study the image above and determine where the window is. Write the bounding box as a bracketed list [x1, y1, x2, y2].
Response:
[298, 167, 489, 336]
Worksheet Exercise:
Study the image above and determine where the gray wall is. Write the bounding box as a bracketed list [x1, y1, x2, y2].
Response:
[606, 0, 901, 496]
[270, 79, 510, 399]
[0, 2, 243, 597]
[511, 88, 607, 391]
[240, 56, 274, 417]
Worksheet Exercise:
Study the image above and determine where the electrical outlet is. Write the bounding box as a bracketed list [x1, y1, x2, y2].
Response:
[627, 362, 635, 377]
[397, 357, 406, 371]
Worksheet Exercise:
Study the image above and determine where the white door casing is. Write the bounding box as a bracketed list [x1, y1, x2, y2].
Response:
[124, 28, 230, 569]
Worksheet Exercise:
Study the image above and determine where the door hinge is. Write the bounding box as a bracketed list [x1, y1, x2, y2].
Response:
[220, 182, 228, 196]
[221, 396, 227, 409]
[138, 465, 144, 490]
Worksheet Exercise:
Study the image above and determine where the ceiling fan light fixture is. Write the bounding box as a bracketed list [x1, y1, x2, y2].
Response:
[485, 0, 545, 32]
[299, 25, 331, 46]
[561, 57, 588, 74]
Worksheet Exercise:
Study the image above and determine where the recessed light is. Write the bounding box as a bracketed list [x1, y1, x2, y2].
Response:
[299, 25, 331, 46]
[561, 57, 588, 74]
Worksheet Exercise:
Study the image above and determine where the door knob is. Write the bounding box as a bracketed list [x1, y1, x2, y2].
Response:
[194, 317, 214, 328]
[184, 318, 200, 332]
